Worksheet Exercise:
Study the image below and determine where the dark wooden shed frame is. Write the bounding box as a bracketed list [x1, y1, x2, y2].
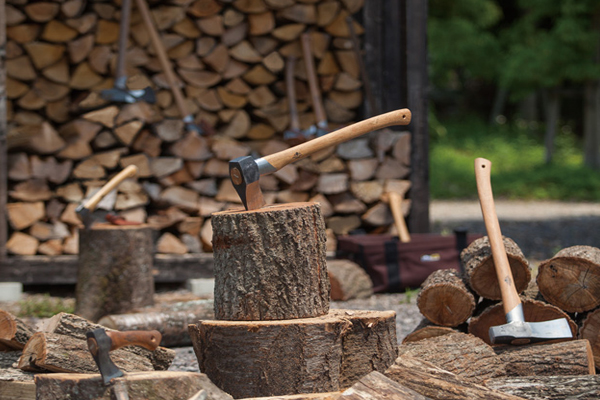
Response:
[0, 0, 429, 284]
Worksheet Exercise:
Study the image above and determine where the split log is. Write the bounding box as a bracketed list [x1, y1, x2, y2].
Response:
[0, 310, 34, 350]
[35, 371, 232, 400]
[97, 299, 215, 347]
[537, 245, 600, 312]
[327, 259, 373, 301]
[416, 269, 476, 327]
[577, 307, 600, 366]
[76, 224, 154, 322]
[37, 312, 175, 371]
[468, 299, 578, 346]
[338, 371, 428, 400]
[461, 236, 531, 300]
[402, 318, 466, 344]
[189, 309, 398, 398]
[384, 355, 525, 400]
[211, 202, 330, 321]
[486, 375, 600, 400]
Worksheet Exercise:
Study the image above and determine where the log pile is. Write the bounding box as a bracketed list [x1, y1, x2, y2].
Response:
[4, 0, 413, 256]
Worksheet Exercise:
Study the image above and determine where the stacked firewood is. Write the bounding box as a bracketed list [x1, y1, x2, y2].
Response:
[4, 0, 412, 256]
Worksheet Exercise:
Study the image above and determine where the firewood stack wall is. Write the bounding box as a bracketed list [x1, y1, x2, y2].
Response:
[3, 0, 412, 256]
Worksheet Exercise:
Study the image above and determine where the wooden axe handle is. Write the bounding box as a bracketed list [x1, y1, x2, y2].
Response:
[388, 192, 411, 243]
[285, 56, 300, 131]
[475, 158, 521, 313]
[264, 108, 411, 171]
[83, 165, 138, 211]
[301, 33, 327, 126]
[106, 329, 162, 352]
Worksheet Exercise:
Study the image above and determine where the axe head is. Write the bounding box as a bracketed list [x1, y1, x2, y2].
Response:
[86, 328, 124, 385]
[101, 86, 156, 104]
[489, 318, 573, 345]
[229, 156, 265, 211]
[75, 204, 94, 230]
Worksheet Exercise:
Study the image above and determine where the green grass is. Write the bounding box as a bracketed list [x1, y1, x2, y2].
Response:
[17, 294, 75, 318]
[430, 116, 600, 200]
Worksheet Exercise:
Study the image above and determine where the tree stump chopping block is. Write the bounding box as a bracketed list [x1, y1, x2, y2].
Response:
[76, 224, 154, 322]
[188, 309, 398, 399]
[416, 269, 476, 327]
[537, 245, 600, 313]
[211, 202, 330, 321]
[461, 236, 531, 300]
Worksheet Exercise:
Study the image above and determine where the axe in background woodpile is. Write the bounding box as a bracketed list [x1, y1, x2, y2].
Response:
[75, 165, 138, 229]
[382, 190, 411, 243]
[229, 109, 411, 211]
[283, 55, 308, 145]
[100, 0, 155, 105]
[300, 33, 330, 139]
[475, 157, 573, 345]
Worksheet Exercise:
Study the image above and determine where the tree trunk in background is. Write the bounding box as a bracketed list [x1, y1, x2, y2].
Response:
[489, 87, 509, 125]
[0, 0, 7, 262]
[583, 82, 600, 169]
[542, 87, 561, 164]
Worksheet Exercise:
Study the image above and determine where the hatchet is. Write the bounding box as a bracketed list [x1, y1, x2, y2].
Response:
[230, 108, 411, 211]
[475, 157, 572, 345]
[75, 165, 138, 229]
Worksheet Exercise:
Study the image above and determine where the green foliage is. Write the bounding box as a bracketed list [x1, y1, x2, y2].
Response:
[430, 116, 600, 200]
[17, 294, 75, 318]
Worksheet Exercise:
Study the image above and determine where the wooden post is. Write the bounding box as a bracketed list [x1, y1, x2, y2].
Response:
[75, 224, 154, 322]
[0, 0, 7, 263]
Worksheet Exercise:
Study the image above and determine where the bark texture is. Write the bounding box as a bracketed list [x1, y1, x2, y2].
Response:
[189, 309, 397, 399]
[35, 371, 232, 400]
[462, 236, 530, 300]
[578, 307, 600, 366]
[416, 269, 476, 327]
[468, 299, 578, 345]
[76, 224, 154, 322]
[486, 375, 600, 400]
[537, 245, 600, 312]
[212, 202, 330, 321]
[0, 310, 34, 349]
[327, 259, 373, 301]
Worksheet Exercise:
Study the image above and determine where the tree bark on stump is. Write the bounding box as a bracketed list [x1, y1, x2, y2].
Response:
[537, 245, 600, 312]
[416, 269, 476, 327]
[462, 236, 530, 300]
[578, 307, 600, 367]
[493, 339, 595, 377]
[327, 259, 373, 301]
[188, 309, 397, 399]
[468, 299, 578, 346]
[397, 332, 504, 383]
[486, 375, 600, 400]
[211, 202, 330, 321]
[0, 310, 34, 349]
[402, 317, 465, 343]
[383, 355, 525, 400]
[76, 224, 154, 322]
[35, 371, 232, 400]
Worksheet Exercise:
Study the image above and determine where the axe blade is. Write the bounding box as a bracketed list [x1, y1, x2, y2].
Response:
[229, 156, 265, 211]
[86, 329, 124, 385]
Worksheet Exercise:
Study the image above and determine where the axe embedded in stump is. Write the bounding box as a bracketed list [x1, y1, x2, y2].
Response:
[475, 157, 572, 345]
[230, 108, 412, 211]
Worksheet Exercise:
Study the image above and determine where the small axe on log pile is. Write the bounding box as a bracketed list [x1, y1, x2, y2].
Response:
[230, 108, 411, 211]
[475, 157, 573, 345]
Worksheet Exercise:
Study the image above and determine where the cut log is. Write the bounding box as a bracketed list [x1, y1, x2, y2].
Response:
[189, 309, 398, 398]
[384, 355, 525, 400]
[339, 371, 427, 400]
[416, 269, 476, 327]
[6, 232, 39, 255]
[462, 236, 531, 300]
[577, 307, 600, 366]
[537, 245, 600, 313]
[6, 201, 45, 230]
[211, 202, 330, 320]
[0, 310, 34, 350]
[486, 375, 600, 400]
[402, 318, 464, 344]
[97, 299, 214, 347]
[76, 224, 154, 322]
[468, 299, 578, 346]
[35, 371, 230, 400]
[327, 259, 372, 301]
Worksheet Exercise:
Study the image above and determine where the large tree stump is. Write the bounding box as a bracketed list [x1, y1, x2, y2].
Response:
[76, 224, 154, 322]
[486, 375, 600, 400]
[461, 236, 530, 300]
[211, 202, 330, 321]
[327, 259, 373, 301]
[468, 299, 578, 345]
[384, 355, 524, 400]
[0, 310, 34, 349]
[188, 309, 397, 399]
[537, 245, 600, 313]
[416, 269, 476, 327]
[35, 371, 232, 400]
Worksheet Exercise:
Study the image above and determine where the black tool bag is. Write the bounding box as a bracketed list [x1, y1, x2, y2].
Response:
[335, 229, 483, 293]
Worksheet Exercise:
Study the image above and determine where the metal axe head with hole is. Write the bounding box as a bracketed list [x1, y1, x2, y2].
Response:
[229, 109, 411, 211]
[475, 157, 573, 345]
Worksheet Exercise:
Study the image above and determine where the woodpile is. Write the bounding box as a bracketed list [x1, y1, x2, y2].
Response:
[4, 0, 413, 256]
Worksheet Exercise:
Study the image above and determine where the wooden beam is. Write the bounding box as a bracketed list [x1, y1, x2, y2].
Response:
[0, 0, 7, 261]
[0, 254, 215, 284]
